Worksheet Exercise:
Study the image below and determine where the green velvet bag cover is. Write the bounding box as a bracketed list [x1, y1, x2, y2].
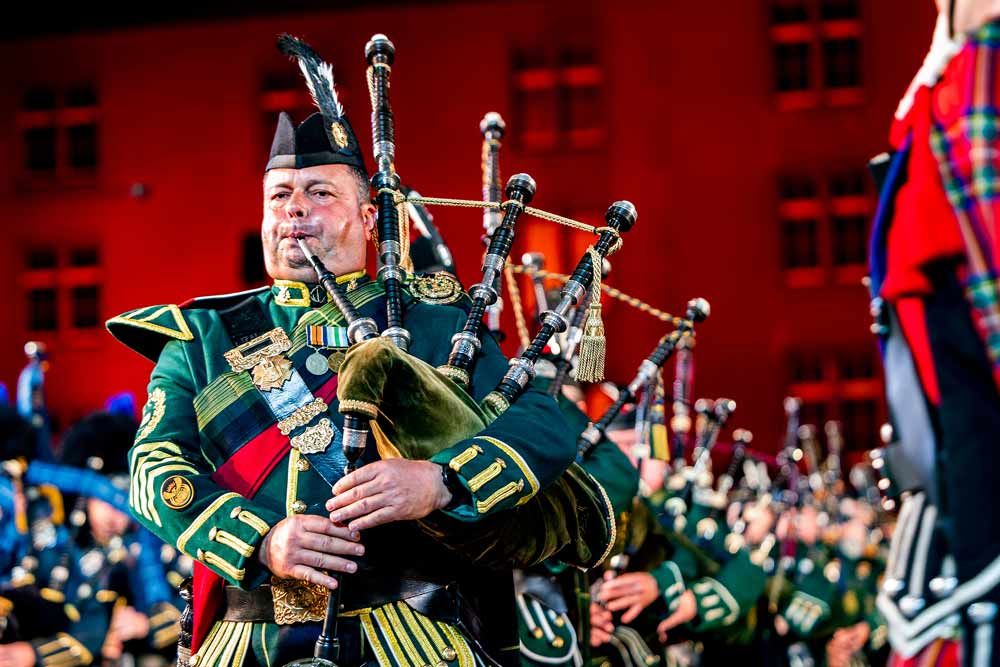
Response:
[336, 337, 614, 569]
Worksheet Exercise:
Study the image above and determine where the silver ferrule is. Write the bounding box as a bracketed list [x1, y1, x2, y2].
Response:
[377, 265, 406, 284]
[562, 279, 587, 305]
[341, 426, 369, 459]
[482, 252, 506, 274]
[554, 293, 577, 319]
[379, 240, 402, 261]
[375, 144, 395, 169]
[628, 360, 659, 394]
[449, 331, 482, 358]
[347, 317, 379, 344]
[469, 282, 498, 304]
[503, 356, 535, 389]
[580, 424, 601, 446]
[382, 326, 411, 351]
[540, 309, 569, 333]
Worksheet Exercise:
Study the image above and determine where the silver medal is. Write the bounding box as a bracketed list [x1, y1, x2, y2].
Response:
[305, 351, 329, 375]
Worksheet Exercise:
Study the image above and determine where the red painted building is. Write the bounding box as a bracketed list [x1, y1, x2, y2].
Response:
[0, 1, 936, 455]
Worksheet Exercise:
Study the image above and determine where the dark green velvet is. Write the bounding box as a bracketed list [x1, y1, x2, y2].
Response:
[336, 337, 614, 569]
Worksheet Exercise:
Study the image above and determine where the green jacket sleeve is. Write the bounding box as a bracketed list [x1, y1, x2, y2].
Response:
[128, 339, 284, 589]
[427, 308, 577, 520]
[560, 394, 639, 518]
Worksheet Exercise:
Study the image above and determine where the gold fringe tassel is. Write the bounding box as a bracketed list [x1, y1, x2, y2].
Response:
[575, 247, 606, 382]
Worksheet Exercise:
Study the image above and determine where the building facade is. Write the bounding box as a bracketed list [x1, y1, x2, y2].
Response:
[0, 0, 936, 454]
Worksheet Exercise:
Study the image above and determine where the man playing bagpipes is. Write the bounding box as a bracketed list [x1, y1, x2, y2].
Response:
[107, 34, 617, 667]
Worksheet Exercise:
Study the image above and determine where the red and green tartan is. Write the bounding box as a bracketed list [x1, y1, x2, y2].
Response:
[927, 21, 1000, 383]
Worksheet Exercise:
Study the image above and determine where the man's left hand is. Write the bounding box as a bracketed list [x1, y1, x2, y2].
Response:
[656, 591, 697, 643]
[599, 572, 659, 624]
[327, 459, 452, 531]
[110, 605, 151, 642]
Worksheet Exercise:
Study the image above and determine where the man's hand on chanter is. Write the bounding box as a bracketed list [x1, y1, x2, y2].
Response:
[258, 514, 364, 590]
[326, 459, 453, 531]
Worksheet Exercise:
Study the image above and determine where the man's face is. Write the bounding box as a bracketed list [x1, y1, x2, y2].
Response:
[87, 497, 130, 544]
[262, 164, 376, 282]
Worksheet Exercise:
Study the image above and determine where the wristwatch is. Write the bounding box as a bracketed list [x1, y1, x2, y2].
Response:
[438, 463, 469, 511]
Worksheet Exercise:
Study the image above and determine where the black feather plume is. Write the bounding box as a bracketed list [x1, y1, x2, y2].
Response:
[277, 33, 344, 119]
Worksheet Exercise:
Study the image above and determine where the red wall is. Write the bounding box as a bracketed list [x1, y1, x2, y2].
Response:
[0, 2, 937, 451]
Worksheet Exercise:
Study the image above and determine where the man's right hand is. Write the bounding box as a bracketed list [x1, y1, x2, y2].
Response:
[258, 514, 364, 590]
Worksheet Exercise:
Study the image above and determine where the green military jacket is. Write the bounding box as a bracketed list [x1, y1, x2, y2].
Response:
[108, 274, 579, 667]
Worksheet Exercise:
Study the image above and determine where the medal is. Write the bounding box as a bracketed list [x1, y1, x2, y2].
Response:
[305, 325, 349, 375]
[327, 350, 347, 373]
[305, 351, 329, 376]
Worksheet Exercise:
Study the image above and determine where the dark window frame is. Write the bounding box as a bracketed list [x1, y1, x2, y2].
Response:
[511, 45, 607, 153]
[15, 84, 100, 187]
[778, 167, 873, 286]
[768, 0, 864, 110]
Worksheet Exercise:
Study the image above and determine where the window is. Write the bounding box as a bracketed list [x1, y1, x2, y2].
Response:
[823, 38, 861, 89]
[70, 286, 100, 328]
[16, 84, 100, 184]
[511, 45, 605, 152]
[774, 42, 813, 93]
[69, 247, 99, 267]
[26, 247, 57, 270]
[782, 218, 820, 269]
[22, 246, 102, 334]
[768, 0, 863, 109]
[28, 288, 58, 331]
[787, 346, 883, 451]
[778, 168, 873, 285]
[832, 215, 867, 265]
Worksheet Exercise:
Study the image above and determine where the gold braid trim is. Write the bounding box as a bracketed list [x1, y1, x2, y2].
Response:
[503, 262, 531, 349]
[437, 365, 470, 387]
[339, 399, 378, 418]
[403, 194, 618, 238]
[467, 458, 506, 493]
[447, 445, 482, 472]
[508, 264, 689, 326]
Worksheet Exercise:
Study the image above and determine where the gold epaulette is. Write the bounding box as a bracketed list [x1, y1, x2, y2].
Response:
[106, 304, 194, 362]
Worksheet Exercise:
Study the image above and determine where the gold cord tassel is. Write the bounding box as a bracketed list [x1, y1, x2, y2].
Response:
[575, 248, 606, 382]
[397, 192, 413, 273]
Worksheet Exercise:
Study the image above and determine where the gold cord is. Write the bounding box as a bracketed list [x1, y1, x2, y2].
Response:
[503, 262, 531, 350]
[403, 195, 621, 245]
[508, 264, 688, 327]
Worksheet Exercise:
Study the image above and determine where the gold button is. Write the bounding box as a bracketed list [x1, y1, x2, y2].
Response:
[230, 506, 242, 519]
[296, 457, 311, 472]
[532, 628, 543, 639]
[553, 616, 565, 627]
[208, 527, 218, 540]
[436, 661, 448, 667]
[197, 549, 206, 560]
[441, 648, 457, 661]
[291, 500, 307, 514]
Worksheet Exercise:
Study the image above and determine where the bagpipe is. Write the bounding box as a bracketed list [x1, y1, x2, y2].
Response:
[277, 32, 647, 666]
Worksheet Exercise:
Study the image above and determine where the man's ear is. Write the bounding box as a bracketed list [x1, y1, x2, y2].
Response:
[361, 203, 377, 240]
